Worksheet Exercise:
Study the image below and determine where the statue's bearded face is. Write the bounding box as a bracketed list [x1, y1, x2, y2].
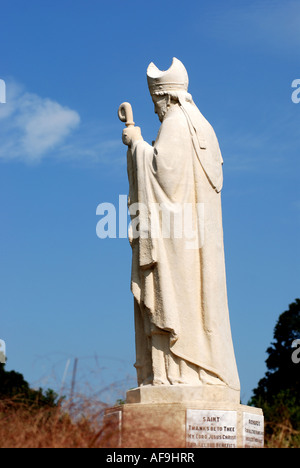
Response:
[152, 94, 169, 122]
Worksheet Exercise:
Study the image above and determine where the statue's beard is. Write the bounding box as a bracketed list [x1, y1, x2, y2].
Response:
[157, 105, 168, 122]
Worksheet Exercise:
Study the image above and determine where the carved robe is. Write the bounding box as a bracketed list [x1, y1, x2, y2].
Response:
[127, 99, 240, 391]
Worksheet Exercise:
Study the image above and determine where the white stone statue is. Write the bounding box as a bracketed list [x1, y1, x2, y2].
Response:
[120, 58, 240, 393]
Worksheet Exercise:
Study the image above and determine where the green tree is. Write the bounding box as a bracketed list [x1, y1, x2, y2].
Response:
[249, 298, 300, 447]
[0, 362, 59, 408]
[251, 298, 300, 402]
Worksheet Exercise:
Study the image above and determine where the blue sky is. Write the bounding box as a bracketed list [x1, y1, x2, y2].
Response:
[0, 0, 299, 404]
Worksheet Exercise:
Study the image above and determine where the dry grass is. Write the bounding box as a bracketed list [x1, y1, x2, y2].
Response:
[1, 397, 300, 448]
[264, 420, 300, 448]
[0, 397, 112, 448]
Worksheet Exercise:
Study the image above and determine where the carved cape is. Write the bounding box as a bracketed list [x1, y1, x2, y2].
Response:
[127, 101, 240, 391]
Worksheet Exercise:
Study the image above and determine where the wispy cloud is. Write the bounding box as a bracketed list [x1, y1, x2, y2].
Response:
[203, 0, 300, 54]
[218, 105, 300, 174]
[0, 80, 123, 165]
[56, 120, 123, 166]
[0, 81, 80, 163]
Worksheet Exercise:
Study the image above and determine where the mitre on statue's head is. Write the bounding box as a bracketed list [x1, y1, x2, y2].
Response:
[147, 57, 189, 95]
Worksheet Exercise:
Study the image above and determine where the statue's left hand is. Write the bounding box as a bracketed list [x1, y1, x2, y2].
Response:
[122, 126, 143, 147]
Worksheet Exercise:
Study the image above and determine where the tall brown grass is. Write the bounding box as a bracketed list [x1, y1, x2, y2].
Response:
[0, 396, 111, 448]
[264, 420, 300, 448]
[1, 396, 299, 448]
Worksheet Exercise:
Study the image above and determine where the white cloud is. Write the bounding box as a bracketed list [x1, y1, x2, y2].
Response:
[0, 80, 124, 165]
[0, 81, 80, 162]
[56, 120, 123, 165]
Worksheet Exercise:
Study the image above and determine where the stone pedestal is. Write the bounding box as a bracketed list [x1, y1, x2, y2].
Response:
[103, 386, 264, 448]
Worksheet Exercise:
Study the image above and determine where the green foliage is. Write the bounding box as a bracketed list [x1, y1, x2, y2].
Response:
[0, 362, 60, 408]
[249, 299, 300, 447]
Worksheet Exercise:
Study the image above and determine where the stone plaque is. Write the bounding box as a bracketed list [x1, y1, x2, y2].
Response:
[186, 409, 237, 448]
[243, 412, 264, 448]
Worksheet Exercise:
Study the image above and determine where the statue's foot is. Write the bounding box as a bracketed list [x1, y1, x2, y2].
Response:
[168, 377, 188, 385]
[200, 369, 226, 386]
[153, 378, 169, 385]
